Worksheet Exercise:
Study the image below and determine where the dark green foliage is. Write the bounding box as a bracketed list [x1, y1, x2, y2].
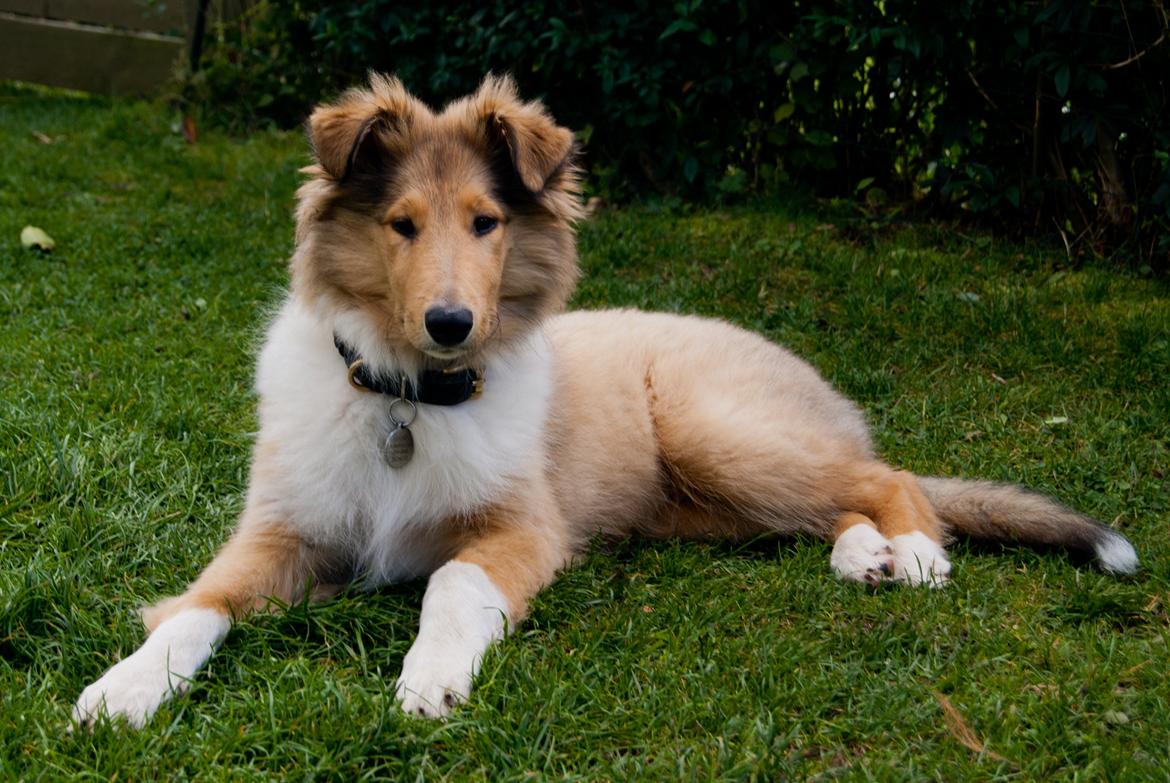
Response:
[188, 0, 1170, 264]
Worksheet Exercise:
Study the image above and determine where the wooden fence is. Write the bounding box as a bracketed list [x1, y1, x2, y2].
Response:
[0, 1, 242, 95]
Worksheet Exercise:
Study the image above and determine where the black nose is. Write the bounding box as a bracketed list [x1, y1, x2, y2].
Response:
[424, 306, 474, 347]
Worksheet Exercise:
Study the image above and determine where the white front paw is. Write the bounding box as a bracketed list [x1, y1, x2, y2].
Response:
[395, 641, 475, 719]
[831, 524, 896, 585]
[395, 561, 510, 719]
[890, 531, 951, 587]
[72, 648, 186, 728]
[71, 608, 230, 729]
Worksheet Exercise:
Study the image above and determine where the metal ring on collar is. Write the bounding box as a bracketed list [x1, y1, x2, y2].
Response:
[389, 396, 417, 426]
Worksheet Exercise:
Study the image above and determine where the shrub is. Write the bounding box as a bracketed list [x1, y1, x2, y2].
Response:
[187, 0, 1170, 266]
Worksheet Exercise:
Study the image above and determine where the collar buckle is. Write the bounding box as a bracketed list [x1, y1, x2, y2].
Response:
[346, 358, 373, 392]
[442, 366, 485, 400]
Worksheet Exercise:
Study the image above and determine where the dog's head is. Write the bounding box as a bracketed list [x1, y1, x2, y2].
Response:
[292, 74, 582, 365]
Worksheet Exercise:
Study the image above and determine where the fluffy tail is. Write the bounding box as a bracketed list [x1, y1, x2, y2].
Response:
[917, 476, 1138, 574]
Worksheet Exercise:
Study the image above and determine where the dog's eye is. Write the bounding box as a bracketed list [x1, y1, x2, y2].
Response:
[391, 218, 417, 239]
[473, 215, 498, 236]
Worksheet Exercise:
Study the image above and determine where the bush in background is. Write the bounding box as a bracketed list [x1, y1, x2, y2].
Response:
[187, 0, 1170, 266]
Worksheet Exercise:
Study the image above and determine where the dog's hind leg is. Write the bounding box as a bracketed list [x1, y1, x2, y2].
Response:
[644, 367, 949, 586]
[72, 511, 338, 728]
[837, 466, 951, 586]
[395, 483, 568, 719]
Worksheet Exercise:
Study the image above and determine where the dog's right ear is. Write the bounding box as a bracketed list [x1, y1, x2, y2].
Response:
[307, 74, 419, 181]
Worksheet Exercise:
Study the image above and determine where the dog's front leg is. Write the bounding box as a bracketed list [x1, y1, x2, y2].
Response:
[73, 513, 334, 728]
[396, 493, 567, 718]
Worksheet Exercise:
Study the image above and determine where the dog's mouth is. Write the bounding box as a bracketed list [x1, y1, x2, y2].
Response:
[421, 346, 469, 361]
[411, 332, 479, 364]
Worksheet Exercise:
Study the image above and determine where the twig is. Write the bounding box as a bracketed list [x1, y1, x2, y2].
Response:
[967, 70, 1027, 133]
[1103, 30, 1166, 68]
[1031, 73, 1042, 179]
[1054, 218, 1073, 263]
[1104, 0, 1168, 69]
[966, 70, 1002, 113]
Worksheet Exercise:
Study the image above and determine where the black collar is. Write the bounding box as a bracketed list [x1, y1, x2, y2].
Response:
[334, 336, 484, 406]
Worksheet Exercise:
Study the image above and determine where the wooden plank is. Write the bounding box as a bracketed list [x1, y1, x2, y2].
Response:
[44, 0, 186, 34]
[0, 13, 181, 95]
[0, 1, 46, 15]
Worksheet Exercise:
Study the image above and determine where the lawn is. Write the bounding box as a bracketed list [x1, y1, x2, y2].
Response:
[1, 83, 1168, 781]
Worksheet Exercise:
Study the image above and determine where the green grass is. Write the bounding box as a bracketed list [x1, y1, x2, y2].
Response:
[1, 83, 1168, 781]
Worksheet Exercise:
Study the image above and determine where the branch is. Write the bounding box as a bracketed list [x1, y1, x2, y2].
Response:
[1103, 0, 1168, 69]
[966, 70, 1028, 132]
[1103, 30, 1166, 69]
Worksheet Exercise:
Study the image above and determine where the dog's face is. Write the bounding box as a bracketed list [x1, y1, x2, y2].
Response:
[292, 75, 582, 364]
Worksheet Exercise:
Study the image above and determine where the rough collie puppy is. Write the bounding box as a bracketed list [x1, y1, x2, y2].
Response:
[73, 75, 1138, 727]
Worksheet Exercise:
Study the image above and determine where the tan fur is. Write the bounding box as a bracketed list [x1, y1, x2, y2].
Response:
[840, 467, 944, 542]
[142, 516, 340, 631]
[453, 483, 570, 620]
[151, 74, 1130, 657]
[833, 512, 879, 539]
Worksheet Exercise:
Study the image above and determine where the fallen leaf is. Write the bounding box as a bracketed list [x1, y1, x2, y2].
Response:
[20, 226, 55, 251]
[935, 692, 1012, 763]
[32, 131, 54, 144]
[182, 115, 198, 145]
[1043, 415, 1069, 425]
[1102, 710, 1129, 725]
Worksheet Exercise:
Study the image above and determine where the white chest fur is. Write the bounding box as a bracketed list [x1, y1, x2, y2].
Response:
[246, 296, 553, 584]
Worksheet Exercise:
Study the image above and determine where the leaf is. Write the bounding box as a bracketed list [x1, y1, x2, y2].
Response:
[769, 42, 795, 62]
[855, 176, 875, 192]
[773, 103, 795, 122]
[1043, 415, 1069, 425]
[864, 186, 888, 207]
[659, 18, 697, 40]
[683, 156, 699, 183]
[935, 693, 1012, 764]
[1054, 64, 1070, 98]
[20, 226, 55, 251]
[790, 62, 809, 82]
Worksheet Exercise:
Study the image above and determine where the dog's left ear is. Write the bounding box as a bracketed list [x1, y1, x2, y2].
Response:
[474, 75, 575, 194]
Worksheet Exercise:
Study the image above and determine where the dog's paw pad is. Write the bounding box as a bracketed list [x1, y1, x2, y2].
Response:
[890, 532, 951, 587]
[862, 557, 896, 585]
[831, 525, 897, 585]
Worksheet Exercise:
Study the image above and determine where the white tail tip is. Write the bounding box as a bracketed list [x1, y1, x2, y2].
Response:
[1094, 530, 1138, 574]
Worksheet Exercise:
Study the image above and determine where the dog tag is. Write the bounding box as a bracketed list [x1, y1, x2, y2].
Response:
[382, 423, 414, 469]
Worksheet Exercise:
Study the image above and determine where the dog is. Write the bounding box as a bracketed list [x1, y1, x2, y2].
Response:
[72, 74, 1138, 727]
